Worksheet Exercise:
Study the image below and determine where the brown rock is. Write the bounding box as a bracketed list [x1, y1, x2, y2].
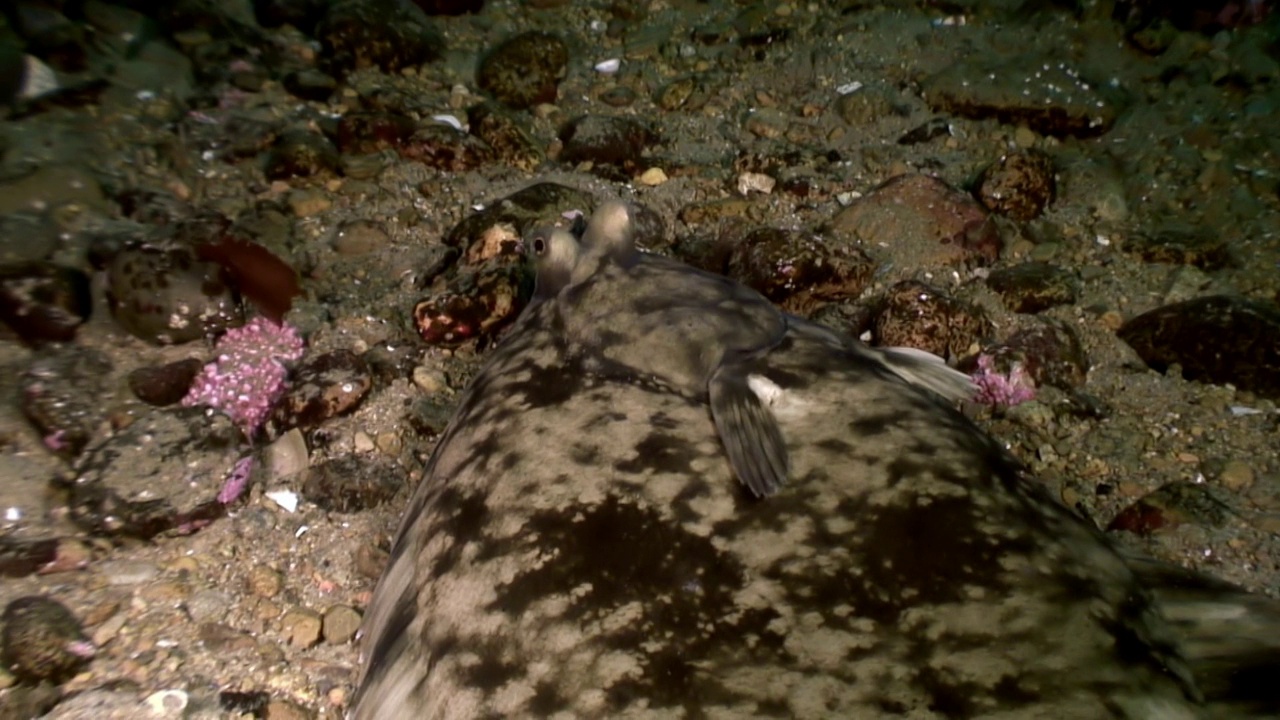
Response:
[322, 605, 362, 645]
[477, 32, 567, 109]
[558, 114, 655, 172]
[466, 102, 540, 171]
[985, 262, 1078, 314]
[976, 150, 1056, 221]
[1118, 295, 1280, 400]
[128, 358, 204, 406]
[1001, 318, 1090, 390]
[923, 54, 1117, 138]
[2, 596, 94, 684]
[1120, 227, 1231, 270]
[246, 566, 284, 598]
[726, 227, 875, 314]
[264, 698, 314, 720]
[274, 349, 372, 431]
[872, 280, 990, 360]
[1107, 481, 1232, 536]
[279, 608, 322, 649]
[829, 174, 1000, 272]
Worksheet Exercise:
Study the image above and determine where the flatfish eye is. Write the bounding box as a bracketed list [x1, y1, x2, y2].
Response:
[533, 236, 548, 256]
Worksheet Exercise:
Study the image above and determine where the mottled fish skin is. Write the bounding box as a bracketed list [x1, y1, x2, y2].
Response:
[352, 300, 1208, 719]
[539, 202, 971, 494]
[532, 208, 794, 497]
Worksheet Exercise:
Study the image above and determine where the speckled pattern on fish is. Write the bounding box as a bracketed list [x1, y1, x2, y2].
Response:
[352, 294, 1204, 719]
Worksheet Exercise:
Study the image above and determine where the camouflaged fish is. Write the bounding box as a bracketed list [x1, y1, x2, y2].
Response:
[525, 203, 973, 497]
[574, 202, 975, 404]
[352, 286, 1280, 718]
[527, 222, 792, 497]
[352, 201, 1280, 719]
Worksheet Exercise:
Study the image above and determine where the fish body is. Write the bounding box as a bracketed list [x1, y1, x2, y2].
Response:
[352, 307, 1212, 719]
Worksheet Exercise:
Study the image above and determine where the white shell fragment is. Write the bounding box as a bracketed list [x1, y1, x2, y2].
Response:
[432, 114, 465, 131]
[594, 58, 621, 74]
[21, 55, 58, 99]
[836, 80, 864, 95]
[266, 489, 300, 513]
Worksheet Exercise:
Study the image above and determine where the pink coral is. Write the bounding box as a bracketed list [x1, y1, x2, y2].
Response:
[181, 318, 304, 436]
[971, 353, 1037, 408]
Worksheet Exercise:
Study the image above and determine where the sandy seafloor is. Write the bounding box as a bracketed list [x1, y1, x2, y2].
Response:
[1, 1, 1278, 717]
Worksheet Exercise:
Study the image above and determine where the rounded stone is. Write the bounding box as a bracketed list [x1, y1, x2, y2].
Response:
[976, 149, 1056, 221]
[2, 596, 94, 684]
[477, 32, 568, 110]
[105, 243, 242, 345]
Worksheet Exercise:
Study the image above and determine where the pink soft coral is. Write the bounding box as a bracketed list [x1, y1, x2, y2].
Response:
[971, 353, 1037, 408]
[181, 318, 304, 436]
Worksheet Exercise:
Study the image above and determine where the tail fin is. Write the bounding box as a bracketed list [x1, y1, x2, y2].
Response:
[876, 346, 976, 402]
[1125, 554, 1280, 716]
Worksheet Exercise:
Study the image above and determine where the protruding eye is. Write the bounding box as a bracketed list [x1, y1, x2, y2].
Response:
[533, 237, 547, 256]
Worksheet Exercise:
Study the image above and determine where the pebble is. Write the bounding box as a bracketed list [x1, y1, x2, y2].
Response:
[68, 408, 241, 538]
[829, 174, 1000, 272]
[265, 131, 340, 181]
[985, 262, 1079, 314]
[104, 243, 241, 345]
[1, 596, 94, 683]
[726, 227, 874, 315]
[334, 111, 417, 155]
[247, 566, 284, 598]
[743, 107, 789, 139]
[264, 698, 313, 720]
[287, 189, 333, 218]
[98, 560, 160, 585]
[923, 54, 1117, 137]
[1217, 460, 1256, 491]
[477, 31, 568, 110]
[265, 429, 310, 480]
[411, 366, 448, 394]
[976, 149, 1056, 221]
[872, 280, 990, 360]
[128, 358, 205, 407]
[558, 114, 655, 170]
[143, 689, 189, 716]
[301, 456, 402, 512]
[185, 589, 233, 623]
[273, 349, 372, 431]
[39, 688, 140, 718]
[0, 262, 92, 345]
[466, 102, 541, 171]
[316, 0, 442, 75]
[1118, 295, 1280, 400]
[321, 605, 362, 644]
[19, 345, 112, 460]
[636, 167, 668, 186]
[0, 164, 106, 216]
[332, 220, 390, 256]
[279, 608, 322, 649]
